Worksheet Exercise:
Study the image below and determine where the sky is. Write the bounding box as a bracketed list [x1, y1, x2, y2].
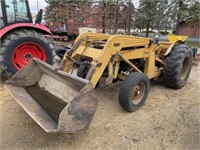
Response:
[29, 0, 139, 15]
[132, 0, 139, 8]
[29, 0, 47, 15]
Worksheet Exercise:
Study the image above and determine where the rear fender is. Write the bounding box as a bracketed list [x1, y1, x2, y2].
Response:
[164, 35, 189, 56]
[0, 23, 52, 38]
[163, 42, 176, 56]
[167, 35, 188, 43]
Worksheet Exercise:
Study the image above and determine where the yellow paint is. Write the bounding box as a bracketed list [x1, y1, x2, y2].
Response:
[167, 35, 188, 43]
[62, 32, 174, 87]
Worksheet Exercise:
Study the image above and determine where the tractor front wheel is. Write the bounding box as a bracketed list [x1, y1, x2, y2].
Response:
[0, 29, 53, 78]
[119, 72, 150, 112]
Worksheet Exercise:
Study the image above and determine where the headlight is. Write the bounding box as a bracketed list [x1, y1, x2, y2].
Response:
[154, 33, 160, 38]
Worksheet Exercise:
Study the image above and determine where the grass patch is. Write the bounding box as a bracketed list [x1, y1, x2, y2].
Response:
[185, 41, 198, 48]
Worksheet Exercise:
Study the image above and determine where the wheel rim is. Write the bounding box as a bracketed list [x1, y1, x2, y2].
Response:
[180, 56, 190, 80]
[12, 42, 47, 70]
[131, 82, 145, 105]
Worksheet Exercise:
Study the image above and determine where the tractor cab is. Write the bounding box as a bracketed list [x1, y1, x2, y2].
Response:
[0, 0, 32, 29]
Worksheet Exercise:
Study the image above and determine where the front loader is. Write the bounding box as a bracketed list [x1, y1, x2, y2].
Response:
[6, 32, 193, 133]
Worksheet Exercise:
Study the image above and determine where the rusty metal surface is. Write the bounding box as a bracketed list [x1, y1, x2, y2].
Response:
[6, 85, 58, 132]
[6, 58, 98, 133]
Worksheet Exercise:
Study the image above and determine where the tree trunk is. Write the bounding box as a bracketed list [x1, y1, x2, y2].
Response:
[175, 0, 183, 35]
[175, 15, 180, 35]
[146, 20, 150, 37]
[102, 1, 106, 33]
[127, 0, 132, 35]
[114, 0, 119, 34]
[158, 22, 160, 32]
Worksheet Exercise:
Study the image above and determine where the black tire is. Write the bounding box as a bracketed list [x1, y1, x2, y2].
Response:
[119, 72, 150, 112]
[163, 44, 193, 89]
[0, 29, 54, 78]
[77, 63, 88, 78]
[192, 48, 197, 59]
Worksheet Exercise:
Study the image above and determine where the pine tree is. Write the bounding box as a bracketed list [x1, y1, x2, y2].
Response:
[164, 0, 198, 34]
[136, 0, 157, 37]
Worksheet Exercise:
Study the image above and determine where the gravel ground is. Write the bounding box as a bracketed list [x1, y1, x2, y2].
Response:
[0, 56, 200, 150]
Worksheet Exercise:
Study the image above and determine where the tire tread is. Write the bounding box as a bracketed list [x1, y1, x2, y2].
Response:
[163, 44, 192, 89]
[0, 29, 54, 78]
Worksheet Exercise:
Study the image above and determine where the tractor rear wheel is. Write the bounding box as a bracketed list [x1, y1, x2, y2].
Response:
[163, 44, 193, 89]
[119, 72, 150, 112]
[0, 29, 53, 78]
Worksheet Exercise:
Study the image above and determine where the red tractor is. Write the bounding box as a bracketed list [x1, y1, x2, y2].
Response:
[0, 0, 54, 78]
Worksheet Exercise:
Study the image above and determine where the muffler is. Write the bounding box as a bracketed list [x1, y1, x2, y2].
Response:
[6, 58, 98, 133]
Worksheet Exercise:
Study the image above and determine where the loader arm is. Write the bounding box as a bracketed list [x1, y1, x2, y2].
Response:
[63, 32, 160, 87]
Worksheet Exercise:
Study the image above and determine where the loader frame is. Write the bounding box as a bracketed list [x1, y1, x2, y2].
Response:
[61, 32, 174, 87]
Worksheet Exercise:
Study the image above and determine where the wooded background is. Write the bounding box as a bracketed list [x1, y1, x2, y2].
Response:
[44, 0, 200, 37]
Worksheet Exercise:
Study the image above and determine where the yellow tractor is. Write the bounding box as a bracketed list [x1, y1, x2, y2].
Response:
[6, 32, 193, 133]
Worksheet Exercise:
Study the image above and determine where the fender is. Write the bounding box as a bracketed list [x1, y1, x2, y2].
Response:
[163, 42, 176, 56]
[0, 23, 52, 38]
[163, 35, 188, 56]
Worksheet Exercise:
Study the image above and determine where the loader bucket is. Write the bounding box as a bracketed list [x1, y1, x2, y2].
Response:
[6, 58, 98, 133]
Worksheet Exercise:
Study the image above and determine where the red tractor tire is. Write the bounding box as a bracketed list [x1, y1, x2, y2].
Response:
[1, 29, 54, 78]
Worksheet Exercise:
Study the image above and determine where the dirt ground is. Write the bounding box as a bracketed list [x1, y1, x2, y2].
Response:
[0, 62, 200, 150]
